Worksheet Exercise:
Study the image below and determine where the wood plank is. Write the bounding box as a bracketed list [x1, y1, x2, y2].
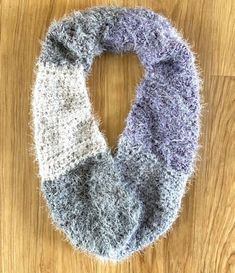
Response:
[1, 1, 234, 272]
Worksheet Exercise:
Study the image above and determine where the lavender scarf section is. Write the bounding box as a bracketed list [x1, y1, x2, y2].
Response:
[32, 7, 201, 261]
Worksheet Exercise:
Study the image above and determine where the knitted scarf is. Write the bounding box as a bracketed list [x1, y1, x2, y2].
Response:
[32, 6, 201, 261]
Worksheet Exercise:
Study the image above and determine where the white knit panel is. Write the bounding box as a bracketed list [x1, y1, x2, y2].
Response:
[32, 63, 107, 181]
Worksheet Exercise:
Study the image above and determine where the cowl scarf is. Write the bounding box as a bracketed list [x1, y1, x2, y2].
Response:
[32, 6, 201, 261]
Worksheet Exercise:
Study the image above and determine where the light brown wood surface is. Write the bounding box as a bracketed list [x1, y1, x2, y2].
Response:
[1, 0, 235, 272]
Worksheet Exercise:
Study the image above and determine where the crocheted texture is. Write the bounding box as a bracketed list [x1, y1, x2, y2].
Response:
[32, 6, 201, 261]
[42, 153, 141, 259]
[33, 64, 107, 180]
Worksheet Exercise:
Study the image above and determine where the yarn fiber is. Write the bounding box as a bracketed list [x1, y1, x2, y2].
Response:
[32, 6, 201, 261]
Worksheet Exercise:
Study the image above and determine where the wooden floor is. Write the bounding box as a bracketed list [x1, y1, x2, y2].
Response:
[1, 0, 234, 272]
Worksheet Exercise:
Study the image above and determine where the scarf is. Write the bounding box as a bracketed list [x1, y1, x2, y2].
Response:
[32, 6, 201, 261]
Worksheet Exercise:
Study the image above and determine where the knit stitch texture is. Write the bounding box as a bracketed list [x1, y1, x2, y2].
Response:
[32, 6, 201, 261]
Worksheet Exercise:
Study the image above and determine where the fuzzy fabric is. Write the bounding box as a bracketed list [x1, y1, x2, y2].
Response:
[32, 6, 201, 261]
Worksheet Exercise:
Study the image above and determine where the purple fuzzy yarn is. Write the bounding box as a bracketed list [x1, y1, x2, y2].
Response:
[104, 8, 201, 173]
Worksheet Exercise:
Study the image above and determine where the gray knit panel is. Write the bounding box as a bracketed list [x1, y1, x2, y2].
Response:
[42, 152, 141, 260]
[39, 7, 121, 71]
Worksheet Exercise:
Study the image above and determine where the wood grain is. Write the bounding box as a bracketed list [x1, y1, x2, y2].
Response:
[1, 0, 234, 272]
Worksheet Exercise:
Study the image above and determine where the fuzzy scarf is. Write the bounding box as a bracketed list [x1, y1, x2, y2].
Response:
[32, 6, 201, 261]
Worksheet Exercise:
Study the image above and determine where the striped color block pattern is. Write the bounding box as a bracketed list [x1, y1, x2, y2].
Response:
[32, 7, 201, 261]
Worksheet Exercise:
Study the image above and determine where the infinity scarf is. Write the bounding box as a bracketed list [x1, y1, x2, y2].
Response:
[32, 6, 201, 261]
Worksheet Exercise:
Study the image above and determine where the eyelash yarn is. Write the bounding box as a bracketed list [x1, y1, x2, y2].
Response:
[32, 6, 201, 261]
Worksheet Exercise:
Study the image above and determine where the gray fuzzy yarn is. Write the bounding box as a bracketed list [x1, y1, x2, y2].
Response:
[33, 6, 201, 261]
[40, 7, 120, 70]
[42, 153, 141, 259]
